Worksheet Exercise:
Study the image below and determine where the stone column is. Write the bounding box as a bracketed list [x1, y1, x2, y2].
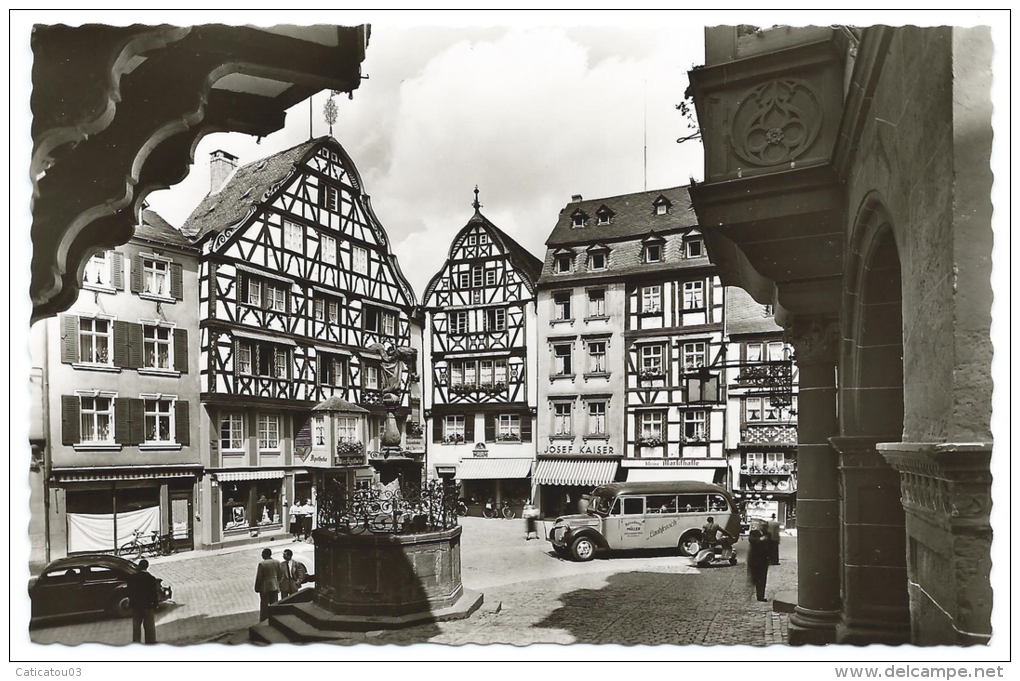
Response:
[878, 443, 992, 646]
[785, 317, 841, 645]
[830, 436, 910, 644]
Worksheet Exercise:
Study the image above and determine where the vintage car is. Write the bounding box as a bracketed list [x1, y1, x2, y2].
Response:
[29, 554, 172, 626]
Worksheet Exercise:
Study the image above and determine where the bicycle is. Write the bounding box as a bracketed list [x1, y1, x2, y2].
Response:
[453, 499, 468, 517]
[501, 500, 516, 520]
[118, 529, 177, 558]
[482, 500, 497, 519]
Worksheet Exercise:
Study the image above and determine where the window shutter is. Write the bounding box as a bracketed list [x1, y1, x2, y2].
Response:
[174, 328, 189, 373]
[239, 274, 248, 302]
[464, 415, 475, 443]
[114, 397, 131, 444]
[60, 315, 79, 364]
[175, 401, 190, 446]
[484, 415, 495, 442]
[111, 252, 125, 290]
[261, 281, 269, 310]
[127, 323, 144, 369]
[129, 398, 146, 445]
[521, 414, 533, 442]
[113, 320, 130, 368]
[433, 416, 443, 443]
[130, 256, 143, 293]
[170, 262, 184, 300]
[61, 395, 80, 445]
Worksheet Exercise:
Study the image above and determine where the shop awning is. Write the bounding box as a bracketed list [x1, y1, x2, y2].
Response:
[214, 470, 286, 482]
[456, 458, 533, 480]
[52, 467, 200, 483]
[533, 459, 618, 486]
[625, 468, 718, 484]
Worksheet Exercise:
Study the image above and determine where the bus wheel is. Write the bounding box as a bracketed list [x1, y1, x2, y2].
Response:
[679, 531, 702, 557]
[570, 536, 596, 562]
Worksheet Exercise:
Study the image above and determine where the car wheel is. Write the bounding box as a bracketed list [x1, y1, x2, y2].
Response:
[110, 592, 132, 618]
[570, 536, 596, 562]
[679, 531, 702, 557]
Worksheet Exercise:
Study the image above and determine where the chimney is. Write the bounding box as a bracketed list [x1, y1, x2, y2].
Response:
[571, 194, 583, 203]
[210, 150, 239, 194]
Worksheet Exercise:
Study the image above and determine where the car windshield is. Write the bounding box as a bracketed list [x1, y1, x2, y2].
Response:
[586, 493, 614, 516]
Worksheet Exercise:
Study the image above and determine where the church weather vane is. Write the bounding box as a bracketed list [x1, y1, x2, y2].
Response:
[472, 185, 482, 212]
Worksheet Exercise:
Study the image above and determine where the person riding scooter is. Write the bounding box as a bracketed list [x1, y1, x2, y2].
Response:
[694, 516, 737, 567]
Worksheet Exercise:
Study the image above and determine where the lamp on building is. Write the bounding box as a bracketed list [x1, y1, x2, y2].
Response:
[686, 366, 721, 403]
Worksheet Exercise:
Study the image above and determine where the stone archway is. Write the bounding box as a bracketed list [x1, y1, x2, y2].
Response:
[831, 195, 910, 644]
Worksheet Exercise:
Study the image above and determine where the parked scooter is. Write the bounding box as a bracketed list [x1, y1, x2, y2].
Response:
[693, 535, 738, 567]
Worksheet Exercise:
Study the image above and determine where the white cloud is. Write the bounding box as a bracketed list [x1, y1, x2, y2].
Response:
[148, 22, 705, 299]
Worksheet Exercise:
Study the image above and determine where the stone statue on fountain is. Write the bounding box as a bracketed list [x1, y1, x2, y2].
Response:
[366, 342, 418, 455]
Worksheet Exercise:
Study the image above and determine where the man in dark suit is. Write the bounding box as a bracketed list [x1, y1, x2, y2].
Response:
[766, 514, 782, 565]
[254, 548, 283, 620]
[279, 548, 308, 599]
[126, 558, 161, 644]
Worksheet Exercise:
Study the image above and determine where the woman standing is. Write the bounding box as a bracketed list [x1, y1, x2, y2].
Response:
[747, 528, 770, 602]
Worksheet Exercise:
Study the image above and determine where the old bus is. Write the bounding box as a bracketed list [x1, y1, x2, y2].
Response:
[546, 481, 740, 562]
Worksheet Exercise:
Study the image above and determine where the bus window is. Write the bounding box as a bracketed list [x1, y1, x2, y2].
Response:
[647, 494, 677, 513]
[709, 494, 730, 512]
[621, 497, 644, 515]
[678, 494, 708, 513]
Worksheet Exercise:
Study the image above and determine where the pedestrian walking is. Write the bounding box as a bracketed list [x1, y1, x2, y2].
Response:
[766, 514, 782, 565]
[126, 558, 160, 644]
[522, 502, 540, 540]
[254, 548, 283, 620]
[747, 528, 770, 602]
[279, 549, 308, 599]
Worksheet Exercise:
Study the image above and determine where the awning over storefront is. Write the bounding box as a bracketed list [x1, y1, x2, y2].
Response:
[533, 459, 618, 487]
[625, 468, 717, 484]
[214, 470, 286, 482]
[52, 467, 200, 483]
[456, 458, 533, 480]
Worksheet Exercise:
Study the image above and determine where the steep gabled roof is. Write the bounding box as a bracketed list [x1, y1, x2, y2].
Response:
[725, 286, 783, 336]
[423, 209, 544, 304]
[135, 209, 196, 251]
[545, 185, 698, 247]
[180, 137, 322, 241]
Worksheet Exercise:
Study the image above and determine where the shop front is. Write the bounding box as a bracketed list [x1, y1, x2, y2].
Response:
[215, 470, 285, 539]
[51, 466, 200, 557]
[532, 456, 620, 518]
[454, 456, 533, 517]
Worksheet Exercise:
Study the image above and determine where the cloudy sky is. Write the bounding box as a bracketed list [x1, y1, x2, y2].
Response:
[145, 15, 706, 297]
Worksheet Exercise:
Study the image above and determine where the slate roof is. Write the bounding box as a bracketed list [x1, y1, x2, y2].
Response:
[725, 286, 782, 336]
[180, 137, 322, 241]
[134, 209, 196, 250]
[545, 185, 698, 247]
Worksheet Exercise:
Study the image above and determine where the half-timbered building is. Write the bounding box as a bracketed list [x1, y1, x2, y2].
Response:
[722, 287, 798, 529]
[536, 187, 728, 516]
[29, 209, 202, 565]
[422, 194, 543, 517]
[182, 137, 422, 548]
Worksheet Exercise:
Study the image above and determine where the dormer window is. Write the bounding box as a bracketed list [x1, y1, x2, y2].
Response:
[556, 255, 573, 274]
[652, 194, 672, 216]
[641, 232, 666, 264]
[586, 243, 610, 271]
[595, 205, 614, 225]
[571, 210, 588, 229]
[686, 238, 704, 258]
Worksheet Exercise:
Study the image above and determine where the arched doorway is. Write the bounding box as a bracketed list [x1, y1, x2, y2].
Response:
[832, 199, 910, 644]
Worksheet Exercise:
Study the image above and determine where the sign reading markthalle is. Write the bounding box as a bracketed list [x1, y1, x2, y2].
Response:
[620, 457, 729, 468]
